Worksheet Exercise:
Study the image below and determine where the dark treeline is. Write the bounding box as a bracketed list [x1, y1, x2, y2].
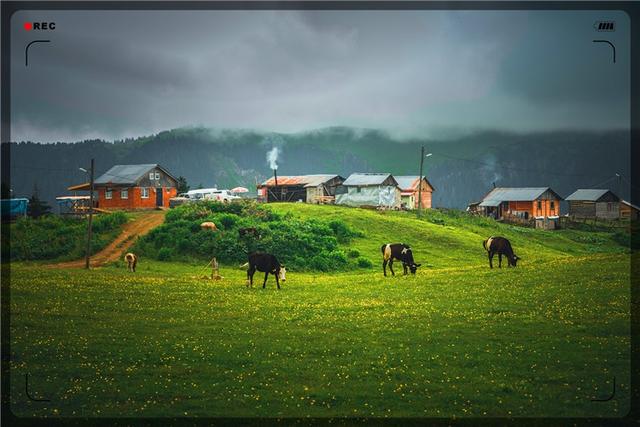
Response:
[4, 127, 632, 210]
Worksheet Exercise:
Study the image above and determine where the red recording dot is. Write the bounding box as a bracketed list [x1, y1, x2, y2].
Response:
[23, 22, 32, 31]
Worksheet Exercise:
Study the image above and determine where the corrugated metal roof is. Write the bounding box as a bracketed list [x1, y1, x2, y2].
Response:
[95, 164, 159, 185]
[565, 189, 611, 201]
[342, 173, 397, 186]
[394, 176, 420, 191]
[259, 174, 341, 188]
[480, 187, 559, 206]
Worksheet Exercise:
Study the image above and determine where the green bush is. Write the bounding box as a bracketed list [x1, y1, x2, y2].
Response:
[157, 247, 173, 261]
[357, 257, 374, 268]
[132, 200, 364, 271]
[347, 249, 360, 258]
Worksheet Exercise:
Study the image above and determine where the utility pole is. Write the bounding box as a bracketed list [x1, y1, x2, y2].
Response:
[616, 173, 622, 200]
[84, 158, 95, 269]
[417, 146, 425, 217]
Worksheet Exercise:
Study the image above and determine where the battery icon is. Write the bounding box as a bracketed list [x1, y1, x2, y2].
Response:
[594, 21, 615, 31]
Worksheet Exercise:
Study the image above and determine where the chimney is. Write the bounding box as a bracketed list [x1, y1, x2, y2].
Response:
[273, 169, 278, 187]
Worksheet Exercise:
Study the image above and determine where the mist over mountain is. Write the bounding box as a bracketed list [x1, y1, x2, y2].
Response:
[4, 127, 632, 210]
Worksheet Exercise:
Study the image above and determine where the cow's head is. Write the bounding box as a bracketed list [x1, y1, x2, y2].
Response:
[278, 265, 287, 282]
[409, 263, 421, 274]
[510, 255, 520, 267]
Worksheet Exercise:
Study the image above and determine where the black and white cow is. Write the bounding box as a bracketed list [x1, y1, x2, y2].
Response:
[245, 252, 286, 289]
[483, 236, 520, 268]
[124, 252, 137, 272]
[381, 243, 421, 276]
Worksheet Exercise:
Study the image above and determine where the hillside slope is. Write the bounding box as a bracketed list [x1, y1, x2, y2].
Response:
[267, 204, 628, 270]
[132, 201, 628, 271]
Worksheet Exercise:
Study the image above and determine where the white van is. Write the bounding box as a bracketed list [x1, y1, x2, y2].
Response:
[186, 188, 240, 202]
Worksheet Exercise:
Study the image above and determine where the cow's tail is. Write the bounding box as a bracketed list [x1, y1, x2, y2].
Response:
[482, 239, 488, 252]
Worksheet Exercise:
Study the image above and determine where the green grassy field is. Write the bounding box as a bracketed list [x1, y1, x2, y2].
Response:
[7, 204, 632, 418]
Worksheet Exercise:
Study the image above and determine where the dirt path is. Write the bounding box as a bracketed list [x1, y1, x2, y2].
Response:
[50, 210, 166, 269]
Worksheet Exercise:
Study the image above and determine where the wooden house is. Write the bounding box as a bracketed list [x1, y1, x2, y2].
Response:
[257, 175, 344, 203]
[68, 164, 178, 210]
[394, 176, 435, 210]
[565, 189, 621, 219]
[335, 173, 401, 208]
[620, 200, 640, 220]
[478, 187, 562, 220]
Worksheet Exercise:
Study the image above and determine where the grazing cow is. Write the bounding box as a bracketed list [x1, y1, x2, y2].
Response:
[200, 222, 218, 232]
[244, 252, 286, 289]
[239, 227, 260, 239]
[483, 236, 520, 268]
[381, 243, 421, 276]
[124, 252, 137, 272]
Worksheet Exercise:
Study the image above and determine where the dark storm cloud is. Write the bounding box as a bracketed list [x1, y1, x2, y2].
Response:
[9, 10, 630, 142]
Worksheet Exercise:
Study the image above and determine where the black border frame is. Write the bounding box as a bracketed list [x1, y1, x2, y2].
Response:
[1, 2, 638, 425]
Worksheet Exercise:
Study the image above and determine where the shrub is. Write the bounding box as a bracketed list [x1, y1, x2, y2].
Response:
[157, 247, 173, 261]
[357, 257, 373, 268]
[347, 249, 360, 258]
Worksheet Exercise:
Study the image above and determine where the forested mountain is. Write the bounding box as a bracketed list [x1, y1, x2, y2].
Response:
[4, 127, 632, 209]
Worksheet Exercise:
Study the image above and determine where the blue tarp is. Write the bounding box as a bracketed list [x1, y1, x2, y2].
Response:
[1, 198, 29, 217]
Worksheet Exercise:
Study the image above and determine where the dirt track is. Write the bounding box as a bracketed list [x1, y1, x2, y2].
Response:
[50, 210, 166, 269]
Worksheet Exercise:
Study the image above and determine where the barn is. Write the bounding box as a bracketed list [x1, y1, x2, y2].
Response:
[257, 175, 344, 203]
[394, 176, 435, 210]
[478, 187, 562, 220]
[565, 189, 621, 219]
[335, 173, 401, 208]
[68, 164, 178, 210]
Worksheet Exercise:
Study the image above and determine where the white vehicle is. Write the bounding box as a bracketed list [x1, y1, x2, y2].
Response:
[186, 188, 241, 202]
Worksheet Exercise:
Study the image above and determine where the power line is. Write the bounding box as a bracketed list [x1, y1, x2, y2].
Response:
[430, 151, 614, 179]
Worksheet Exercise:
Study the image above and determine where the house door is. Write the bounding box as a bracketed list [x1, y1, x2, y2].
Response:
[156, 188, 163, 207]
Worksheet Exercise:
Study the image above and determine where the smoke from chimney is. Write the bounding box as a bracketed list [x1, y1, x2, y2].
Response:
[267, 147, 280, 170]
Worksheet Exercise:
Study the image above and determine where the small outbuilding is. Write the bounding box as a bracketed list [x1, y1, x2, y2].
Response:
[565, 189, 621, 219]
[394, 176, 435, 210]
[257, 174, 344, 203]
[335, 173, 401, 208]
[620, 200, 640, 221]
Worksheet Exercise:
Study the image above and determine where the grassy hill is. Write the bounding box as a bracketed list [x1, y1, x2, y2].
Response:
[267, 203, 628, 269]
[7, 205, 632, 418]
[128, 201, 629, 273]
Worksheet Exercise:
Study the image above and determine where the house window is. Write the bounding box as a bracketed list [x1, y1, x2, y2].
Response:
[105, 189, 112, 199]
[155, 172, 160, 180]
[121, 189, 128, 199]
[356, 187, 361, 193]
[141, 188, 149, 198]
[537, 201, 542, 210]
[550, 201, 555, 211]
[149, 172, 155, 180]
[607, 202, 613, 211]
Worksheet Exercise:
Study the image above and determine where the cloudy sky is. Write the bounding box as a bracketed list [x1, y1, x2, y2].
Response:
[9, 9, 630, 142]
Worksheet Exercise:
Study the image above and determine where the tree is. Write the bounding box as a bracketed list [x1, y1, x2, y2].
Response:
[27, 184, 52, 218]
[177, 176, 190, 194]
